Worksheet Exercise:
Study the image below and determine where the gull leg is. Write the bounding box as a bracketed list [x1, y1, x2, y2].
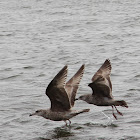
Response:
[64, 120, 68, 126]
[114, 106, 123, 116]
[68, 120, 71, 126]
[112, 106, 117, 120]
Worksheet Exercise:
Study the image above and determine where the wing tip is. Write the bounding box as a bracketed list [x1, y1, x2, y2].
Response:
[63, 65, 68, 70]
[104, 59, 112, 70]
[105, 58, 111, 64]
[80, 64, 85, 74]
[81, 64, 85, 69]
[78, 64, 85, 79]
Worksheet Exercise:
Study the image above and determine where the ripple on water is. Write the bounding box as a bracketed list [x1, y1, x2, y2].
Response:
[84, 122, 118, 128]
[0, 0, 140, 139]
[23, 66, 35, 69]
[0, 74, 21, 80]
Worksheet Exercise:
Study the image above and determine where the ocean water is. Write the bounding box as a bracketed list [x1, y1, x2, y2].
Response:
[0, 0, 140, 140]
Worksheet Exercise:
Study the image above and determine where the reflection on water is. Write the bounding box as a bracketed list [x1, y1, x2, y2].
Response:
[36, 126, 74, 140]
[35, 122, 118, 140]
[52, 127, 74, 139]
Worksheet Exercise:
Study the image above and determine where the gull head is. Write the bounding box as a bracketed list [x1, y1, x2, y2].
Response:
[75, 95, 87, 102]
[79, 95, 87, 101]
[29, 109, 45, 117]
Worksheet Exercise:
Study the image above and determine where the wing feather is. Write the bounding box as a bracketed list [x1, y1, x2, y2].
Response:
[65, 65, 85, 107]
[46, 65, 71, 112]
[89, 59, 113, 99]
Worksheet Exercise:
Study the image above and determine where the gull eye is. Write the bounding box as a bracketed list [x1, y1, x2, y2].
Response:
[36, 110, 39, 113]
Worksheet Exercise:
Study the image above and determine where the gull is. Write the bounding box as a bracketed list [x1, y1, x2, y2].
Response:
[30, 65, 89, 126]
[76, 59, 128, 120]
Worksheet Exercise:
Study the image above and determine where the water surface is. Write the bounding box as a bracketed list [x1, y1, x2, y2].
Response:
[0, 0, 140, 139]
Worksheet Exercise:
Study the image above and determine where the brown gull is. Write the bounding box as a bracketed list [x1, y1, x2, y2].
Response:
[30, 65, 89, 125]
[76, 59, 128, 120]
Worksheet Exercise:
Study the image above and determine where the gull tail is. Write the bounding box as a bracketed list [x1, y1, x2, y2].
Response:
[115, 100, 128, 108]
[76, 109, 90, 115]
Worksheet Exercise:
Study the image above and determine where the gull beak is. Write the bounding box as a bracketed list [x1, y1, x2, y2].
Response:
[29, 113, 36, 117]
[88, 83, 92, 87]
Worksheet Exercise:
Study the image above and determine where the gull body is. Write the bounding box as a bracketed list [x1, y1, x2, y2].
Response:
[30, 109, 89, 122]
[30, 65, 89, 125]
[77, 59, 128, 120]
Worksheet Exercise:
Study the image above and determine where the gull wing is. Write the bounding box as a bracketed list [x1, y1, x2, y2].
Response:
[89, 59, 113, 99]
[46, 65, 71, 112]
[65, 65, 85, 107]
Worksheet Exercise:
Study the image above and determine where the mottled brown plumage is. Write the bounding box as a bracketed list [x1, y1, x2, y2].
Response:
[65, 64, 85, 107]
[77, 59, 128, 120]
[30, 65, 89, 125]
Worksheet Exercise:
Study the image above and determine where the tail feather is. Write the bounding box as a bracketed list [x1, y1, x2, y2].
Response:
[76, 109, 90, 115]
[115, 100, 128, 108]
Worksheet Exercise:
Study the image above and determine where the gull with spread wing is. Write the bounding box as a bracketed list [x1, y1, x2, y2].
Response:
[30, 65, 89, 125]
[76, 59, 128, 120]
